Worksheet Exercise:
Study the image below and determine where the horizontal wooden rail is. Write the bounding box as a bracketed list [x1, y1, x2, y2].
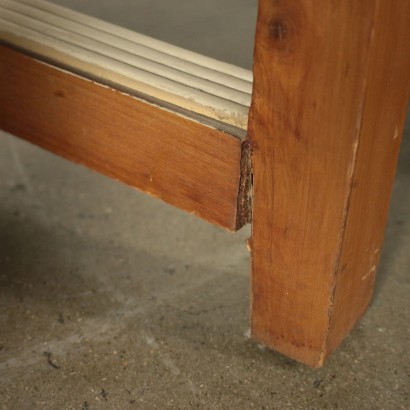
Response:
[0, 45, 251, 230]
[0, 0, 253, 230]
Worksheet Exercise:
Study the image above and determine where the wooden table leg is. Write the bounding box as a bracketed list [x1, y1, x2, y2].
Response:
[248, 0, 410, 367]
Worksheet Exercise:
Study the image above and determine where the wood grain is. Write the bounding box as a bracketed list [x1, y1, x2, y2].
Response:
[325, 0, 410, 356]
[0, 45, 247, 231]
[249, 0, 410, 367]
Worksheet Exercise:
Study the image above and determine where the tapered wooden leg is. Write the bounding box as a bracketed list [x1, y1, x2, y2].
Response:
[249, 0, 410, 367]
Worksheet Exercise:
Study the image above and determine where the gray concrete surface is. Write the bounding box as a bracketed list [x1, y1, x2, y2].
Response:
[1, 1, 409, 409]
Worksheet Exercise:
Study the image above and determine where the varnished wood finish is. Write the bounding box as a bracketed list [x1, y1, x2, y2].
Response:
[249, 0, 410, 366]
[325, 0, 410, 355]
[0, 45, 247, 230]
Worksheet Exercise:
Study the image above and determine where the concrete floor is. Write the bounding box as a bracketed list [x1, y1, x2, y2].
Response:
[1, 1, 409, 409]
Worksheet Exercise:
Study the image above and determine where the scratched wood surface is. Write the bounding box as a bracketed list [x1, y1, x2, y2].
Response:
[0, 45, 248, 231]
[249, 0, 410, 367]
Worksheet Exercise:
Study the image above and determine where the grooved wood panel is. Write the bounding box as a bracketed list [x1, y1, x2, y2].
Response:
[0, 0, 252, 131]
[249, 0, 410, 367]
[0, 45, 245, 231]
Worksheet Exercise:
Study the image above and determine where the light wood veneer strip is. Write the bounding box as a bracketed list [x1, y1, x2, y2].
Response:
[17, 0, 252, 82]
[5, 0, 253, 91]
[0, 0, 252, 130]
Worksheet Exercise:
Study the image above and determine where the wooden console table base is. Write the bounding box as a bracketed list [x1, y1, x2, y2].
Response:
[1, 0, 409, 367]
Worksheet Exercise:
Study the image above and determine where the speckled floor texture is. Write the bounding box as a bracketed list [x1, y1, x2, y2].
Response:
[1, 1, 409, 409]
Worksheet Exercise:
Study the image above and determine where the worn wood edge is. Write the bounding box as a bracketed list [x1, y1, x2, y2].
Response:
[236, 139, 253, 229]
[251, 328, 325, 368]
[0, 0, 252, 130]
[0, 45, 249, 231]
